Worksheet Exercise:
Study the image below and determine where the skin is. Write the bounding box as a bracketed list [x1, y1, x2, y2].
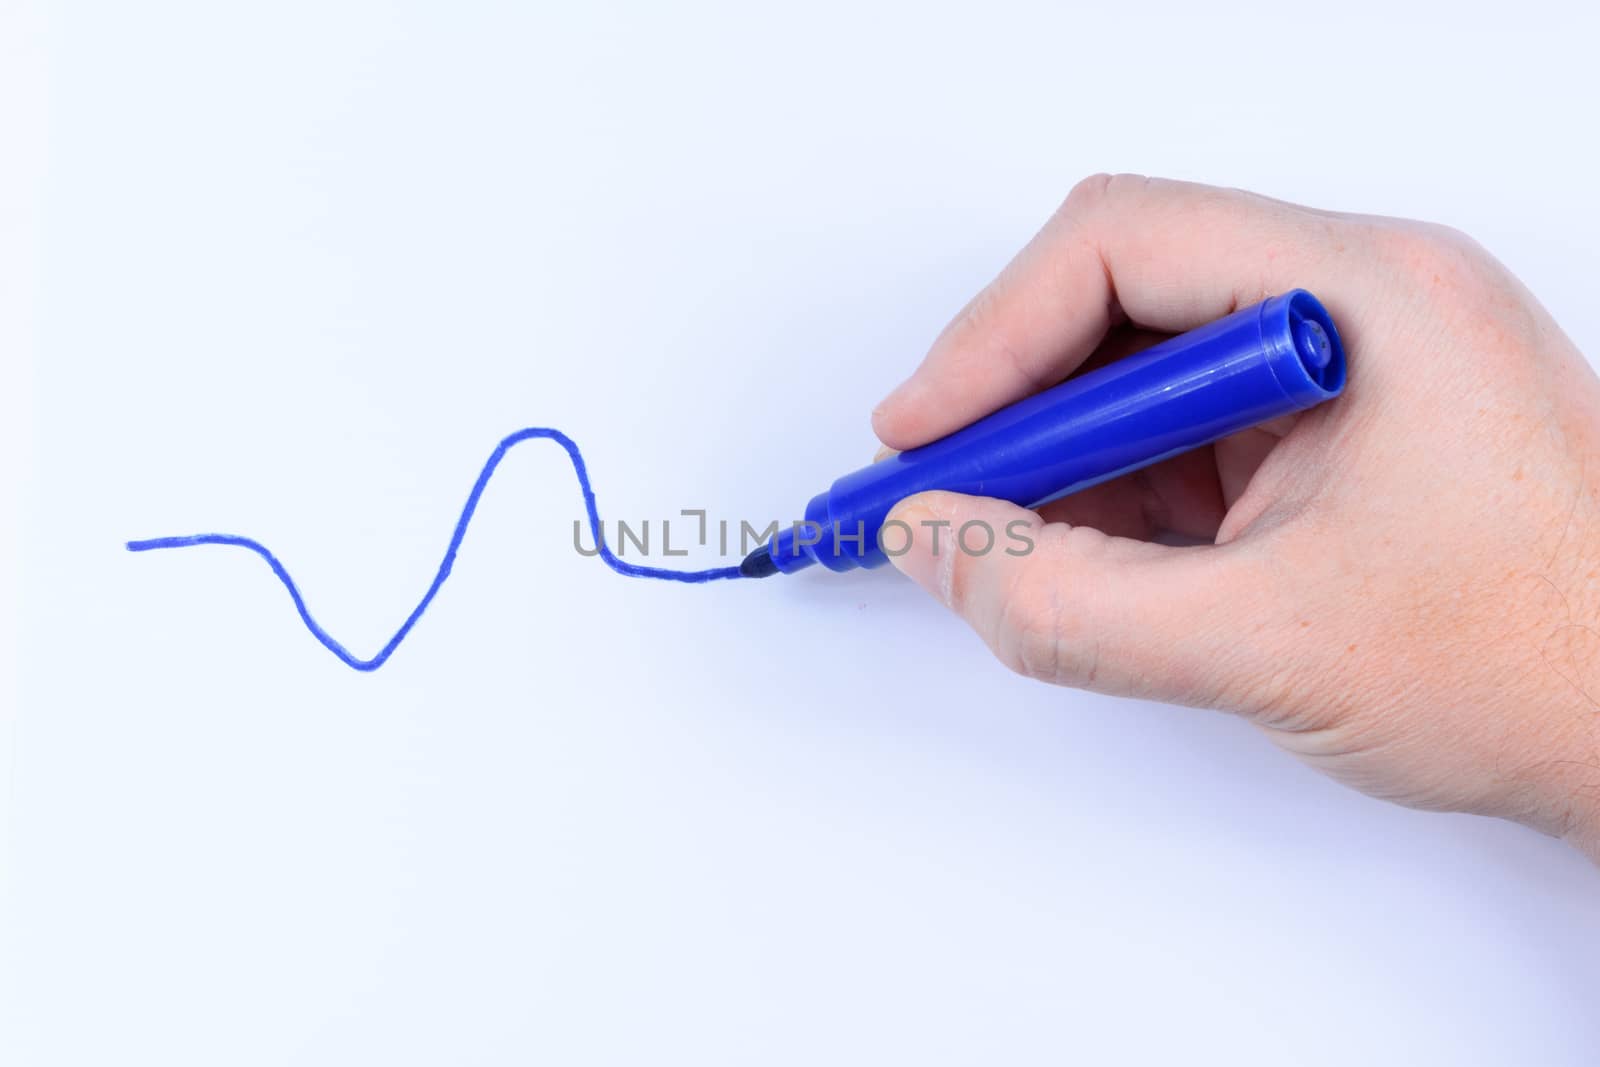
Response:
[873, 174, 1600, 862]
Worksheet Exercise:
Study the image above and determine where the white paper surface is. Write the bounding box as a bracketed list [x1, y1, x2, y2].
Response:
[8, 1, 1600, 1063]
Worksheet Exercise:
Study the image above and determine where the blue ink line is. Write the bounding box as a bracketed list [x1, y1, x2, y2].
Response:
[127, 427, 745, 672]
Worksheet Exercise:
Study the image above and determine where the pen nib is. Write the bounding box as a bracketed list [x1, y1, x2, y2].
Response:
[739, 544, 779, 579]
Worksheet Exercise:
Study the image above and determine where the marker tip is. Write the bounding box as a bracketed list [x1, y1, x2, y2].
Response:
[739, 544, 779, 579]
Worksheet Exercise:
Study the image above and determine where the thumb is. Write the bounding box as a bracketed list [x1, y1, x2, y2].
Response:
[885, 491, 1286, 711]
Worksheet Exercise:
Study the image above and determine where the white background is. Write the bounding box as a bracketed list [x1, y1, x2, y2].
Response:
[5, 1, 1600, 1063]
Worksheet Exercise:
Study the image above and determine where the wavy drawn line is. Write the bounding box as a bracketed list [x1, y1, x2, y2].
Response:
[126, 427, 745, 672]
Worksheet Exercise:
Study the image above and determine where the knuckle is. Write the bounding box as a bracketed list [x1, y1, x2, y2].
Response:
[1412, 219, 1482, 256]
[1061, 172, 1154, 218]
[1046, 521, 1115, 563]
[1222, 659, 1323, 726]
[990, 529, 1109, 686]
[943, 533, 979, 614]
[942, 286, 1045, 395]
[1376, 220, 1450, 263]
[1374, 219, 1501, 291]
[950, 281, 1005, 348]
[995, 580, 1070, 683]
[1063, 172, 1116, 213]
[1369, 219, 1540, 353]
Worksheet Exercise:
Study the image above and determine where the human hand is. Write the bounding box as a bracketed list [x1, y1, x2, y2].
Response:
[874, 175, 1600, 860]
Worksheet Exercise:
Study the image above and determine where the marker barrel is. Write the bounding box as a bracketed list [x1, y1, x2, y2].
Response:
[768, 289, 1346, 574]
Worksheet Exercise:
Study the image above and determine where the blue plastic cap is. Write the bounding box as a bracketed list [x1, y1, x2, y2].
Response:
[1296, 319, 1332, 371]
[1262, 289, 1346, 407]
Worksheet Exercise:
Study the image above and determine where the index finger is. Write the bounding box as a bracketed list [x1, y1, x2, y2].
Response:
[871, 174, 1366, 450]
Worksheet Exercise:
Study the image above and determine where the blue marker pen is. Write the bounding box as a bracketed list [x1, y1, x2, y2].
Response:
[740, 289, 1346, 578]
